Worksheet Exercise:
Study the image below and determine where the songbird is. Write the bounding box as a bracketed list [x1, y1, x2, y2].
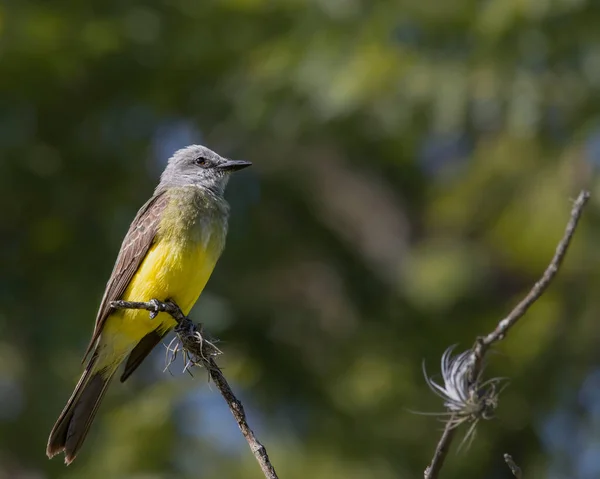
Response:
[47, 145, 251, 464]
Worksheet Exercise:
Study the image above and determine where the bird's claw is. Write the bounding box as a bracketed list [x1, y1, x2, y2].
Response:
[149, 298, 161, 319]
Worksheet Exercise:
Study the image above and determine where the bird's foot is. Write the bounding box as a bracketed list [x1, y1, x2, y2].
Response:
[149, 298, 162, 319]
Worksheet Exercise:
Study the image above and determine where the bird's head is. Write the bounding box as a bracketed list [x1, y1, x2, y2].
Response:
[158, 144, 252, 195]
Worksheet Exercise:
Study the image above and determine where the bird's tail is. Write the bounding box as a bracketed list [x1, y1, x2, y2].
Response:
[47, 355, 116, 465]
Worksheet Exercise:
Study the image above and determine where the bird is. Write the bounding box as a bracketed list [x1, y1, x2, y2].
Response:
[47, 144, 251, 464]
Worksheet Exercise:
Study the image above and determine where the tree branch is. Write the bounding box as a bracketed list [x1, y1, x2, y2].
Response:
[424, 421, 457, 479]
[471, 190, 591, 378]
[424, 190, 590, 479]
[111, 299, 279, 479]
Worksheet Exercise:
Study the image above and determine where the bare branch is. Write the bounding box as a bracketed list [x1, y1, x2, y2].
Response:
[424, 421, 457, 479]
[471, 190, 591, 377]
[111, 299, 279, 479]
[504, 453, 523, 478]
[423, 190, 590, 479]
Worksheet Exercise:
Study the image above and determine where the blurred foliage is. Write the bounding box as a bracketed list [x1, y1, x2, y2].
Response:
[2, 0, 600, 477]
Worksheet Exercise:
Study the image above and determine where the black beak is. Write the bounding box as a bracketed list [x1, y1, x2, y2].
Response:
[217, 159, 252, 172]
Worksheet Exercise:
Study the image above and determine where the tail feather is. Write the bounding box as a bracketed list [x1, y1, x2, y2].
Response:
[47, 357, 116, 464]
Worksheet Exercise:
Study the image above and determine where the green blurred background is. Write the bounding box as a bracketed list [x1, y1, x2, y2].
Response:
[2, 0, 600, 477]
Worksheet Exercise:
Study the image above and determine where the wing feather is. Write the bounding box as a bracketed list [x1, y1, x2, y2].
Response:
[82, 191, 169, 362]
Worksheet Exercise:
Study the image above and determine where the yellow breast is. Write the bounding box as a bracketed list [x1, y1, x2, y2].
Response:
[133, 235, 219, 313]
[100, 232, 223, 363]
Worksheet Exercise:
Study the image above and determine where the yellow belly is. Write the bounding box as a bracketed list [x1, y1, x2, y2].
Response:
[98, 237, 220, 368]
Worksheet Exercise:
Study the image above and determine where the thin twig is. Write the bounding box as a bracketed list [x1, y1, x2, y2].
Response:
[424, 190, 590, 479]
[111, 299, 279, 479]
[424, 421, 457, 479]
[471, 190, 591, 378]
[504, 453, 523, 478]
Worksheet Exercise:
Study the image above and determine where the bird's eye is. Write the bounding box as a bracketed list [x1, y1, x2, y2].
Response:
[195, 157, 208, 167]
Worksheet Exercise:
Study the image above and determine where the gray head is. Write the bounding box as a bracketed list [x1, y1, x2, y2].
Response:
[157, 144, 251, 195]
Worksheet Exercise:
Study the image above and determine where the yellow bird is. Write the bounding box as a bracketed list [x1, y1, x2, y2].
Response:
[47, 145, 251, 464]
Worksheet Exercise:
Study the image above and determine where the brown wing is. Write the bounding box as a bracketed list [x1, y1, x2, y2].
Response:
[82, 191, 169, 363]
[119, 329, 166, 382]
